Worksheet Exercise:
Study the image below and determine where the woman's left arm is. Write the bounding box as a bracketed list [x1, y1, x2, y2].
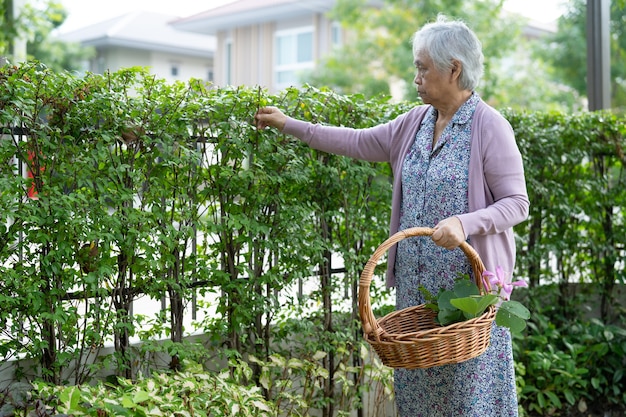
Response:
[457, 114, 530, 237]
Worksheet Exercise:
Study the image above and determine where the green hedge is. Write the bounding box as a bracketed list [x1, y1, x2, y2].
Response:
[0, 63, 625, 416]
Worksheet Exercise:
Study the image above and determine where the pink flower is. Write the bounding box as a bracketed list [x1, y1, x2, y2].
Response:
[482, 267, 528, 301]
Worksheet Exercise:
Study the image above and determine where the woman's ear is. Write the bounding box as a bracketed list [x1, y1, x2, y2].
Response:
[450, 60, 462, 80]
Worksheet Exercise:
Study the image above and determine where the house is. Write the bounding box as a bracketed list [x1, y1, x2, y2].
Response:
[56, 11, 216, 83]
[171, 0, 557, 95]
[171, 0, 345, 92]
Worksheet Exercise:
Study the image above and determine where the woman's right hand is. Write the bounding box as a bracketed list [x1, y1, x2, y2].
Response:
[255, 106, 287, 131]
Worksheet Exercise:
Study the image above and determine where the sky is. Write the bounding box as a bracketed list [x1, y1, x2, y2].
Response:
[504, 0, 567, 23]
[57, 0, 236, 33]
[56, 0, 566, 34]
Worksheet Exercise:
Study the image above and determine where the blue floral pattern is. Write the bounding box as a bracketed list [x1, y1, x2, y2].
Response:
[393, 93, 518, 416]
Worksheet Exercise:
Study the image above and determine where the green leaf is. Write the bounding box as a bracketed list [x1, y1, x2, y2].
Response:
[450, 297, 481, 317]
[104, 403, 132, 417]
[475, 294, 498, 312]
[450, 294, 498, 317]
[437, 290, 457, 311]
[545, 391, 562, 408]
[418, 284, 434, 301]
[499, 300, 531, 319]
[59, 386, 82, 411]
[259, 373, 270, 390]
[452, 279, 480, 298]
[121, 395, 135, 408]
[438, 308, 463, 326]
[312, 351, 327, 361]
[591, 377, 600, 390]
[133, 390, 151, 404]
[496, 313, 527, 333]
[537, 391, 545, 408]
[424, 302, 439, 312]
[496, 301, 530, 333]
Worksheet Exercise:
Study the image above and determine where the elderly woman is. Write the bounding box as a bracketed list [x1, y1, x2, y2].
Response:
[255, 14, 529, 417]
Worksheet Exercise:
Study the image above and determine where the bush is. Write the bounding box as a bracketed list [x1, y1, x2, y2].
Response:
[514, 285, 626, 416]
[1, 63, 626, 415]
[2, 361, 274, 417]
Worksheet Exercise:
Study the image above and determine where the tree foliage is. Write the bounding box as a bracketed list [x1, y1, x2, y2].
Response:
[309, 0, 520, 102]
[0, 64, 402, 414]
[0, 0, 94, 71]
[534, 0, 626, 111]
[1, 64, 625, 415]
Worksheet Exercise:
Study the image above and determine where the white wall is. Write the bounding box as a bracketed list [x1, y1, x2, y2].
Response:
[150, 51, 213, 83]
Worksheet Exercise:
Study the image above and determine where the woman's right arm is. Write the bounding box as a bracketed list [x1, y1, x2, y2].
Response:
[256, 106, 420, 163]
[282, 117, 395, 162]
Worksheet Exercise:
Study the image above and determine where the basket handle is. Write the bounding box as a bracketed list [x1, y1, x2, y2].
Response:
[358, 227, 487, 341]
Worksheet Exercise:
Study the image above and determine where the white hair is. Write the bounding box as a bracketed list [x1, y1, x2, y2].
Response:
[411, 14, 484, 90]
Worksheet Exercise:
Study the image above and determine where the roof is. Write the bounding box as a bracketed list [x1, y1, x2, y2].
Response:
[57, 11, 216, 58]
[172, 0, 337, 35]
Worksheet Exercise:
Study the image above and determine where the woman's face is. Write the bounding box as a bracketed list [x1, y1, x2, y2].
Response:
[413, 50, 457, 107]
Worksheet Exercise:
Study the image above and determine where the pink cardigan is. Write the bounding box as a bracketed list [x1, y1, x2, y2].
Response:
[283, 101, 530, 287]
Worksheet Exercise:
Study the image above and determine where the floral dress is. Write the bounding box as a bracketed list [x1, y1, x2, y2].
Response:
[393, 93, 518, 417]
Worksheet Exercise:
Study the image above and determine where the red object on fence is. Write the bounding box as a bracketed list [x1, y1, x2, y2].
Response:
[27, 150, 44, 199]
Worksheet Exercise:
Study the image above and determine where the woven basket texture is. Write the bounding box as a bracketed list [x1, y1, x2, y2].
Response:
[359, 227, 496, 369]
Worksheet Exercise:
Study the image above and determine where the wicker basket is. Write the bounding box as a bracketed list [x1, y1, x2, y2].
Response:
[358, 226, 496, 369]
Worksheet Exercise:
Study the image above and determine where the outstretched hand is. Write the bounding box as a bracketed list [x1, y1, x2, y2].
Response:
[431, 217, 466, 250]
[255, 106, 287, 131]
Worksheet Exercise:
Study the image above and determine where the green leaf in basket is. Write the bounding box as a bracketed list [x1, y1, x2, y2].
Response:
[453, 278, 480, 298]
[449, 297, 479, 317]
[438, 308, 463, 326]
[450, 294, 498, 318]
[437, 290, 457, 311]
[424, 302, 439, 312]
[476, 294, 499, 312]
[418, 285, 435, 302]
[496, 300, 531, 333]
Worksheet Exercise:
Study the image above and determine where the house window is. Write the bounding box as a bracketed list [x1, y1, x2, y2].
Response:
[171, 63, 179, 77]
[331, 22, 342, 46]
[207, 68, 214, 82]
[96, 55, 105, 74]
[225, 39, 232, 85]
[275, 27, 314, 89]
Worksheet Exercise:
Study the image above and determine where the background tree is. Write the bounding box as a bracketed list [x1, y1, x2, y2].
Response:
[486, 15, 586, 112]
[1, 0, 22, 58]
[24, 0, 94, 72]
[309, 0, 521, 102]
[0, 0, 93, 72]
[534, 0, 626, 112]
[308, 0, 626, 112]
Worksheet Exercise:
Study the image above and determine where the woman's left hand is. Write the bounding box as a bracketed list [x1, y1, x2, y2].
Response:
[432, 217, 466, 250]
